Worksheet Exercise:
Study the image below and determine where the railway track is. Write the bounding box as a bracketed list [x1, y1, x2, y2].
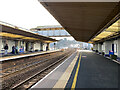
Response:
[1, 51, 65, 78]
[12, 51, 74, 89]
[1, 49, 76, 90]
[1, 51, 59, 70]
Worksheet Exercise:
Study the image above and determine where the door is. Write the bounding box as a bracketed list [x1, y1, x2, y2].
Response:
[112, 44, 114, 53]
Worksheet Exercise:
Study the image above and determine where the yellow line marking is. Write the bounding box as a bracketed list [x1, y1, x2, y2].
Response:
[53, 52, 79, 88]
[71, 52, 82, 89]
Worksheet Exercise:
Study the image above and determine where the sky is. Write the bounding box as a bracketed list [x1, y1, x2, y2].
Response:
[0, 0, 75, 40]
[0, 0, 60, 29]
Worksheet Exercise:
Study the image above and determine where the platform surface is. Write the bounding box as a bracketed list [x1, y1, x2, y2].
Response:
[31, 50, 120, 89]
[0, 50, 60, 61]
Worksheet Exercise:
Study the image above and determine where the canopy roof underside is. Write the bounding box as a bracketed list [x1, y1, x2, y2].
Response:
[40, 2, 120, 43]
[0, 23, 57, 43]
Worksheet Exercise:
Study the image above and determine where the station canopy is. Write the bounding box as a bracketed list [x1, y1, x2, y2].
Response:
[40, 1, 120, 43]
[91, 19, 120, 43]
[0, 21, 57, 43]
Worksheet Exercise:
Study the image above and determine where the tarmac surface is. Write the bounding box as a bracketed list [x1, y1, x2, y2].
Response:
[66, 51, 119, 89]
[31, 50, 120, 89]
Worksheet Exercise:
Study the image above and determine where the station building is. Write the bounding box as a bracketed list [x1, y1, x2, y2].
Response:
[92, 19, 120, 57]
[0, 21, 57, 54]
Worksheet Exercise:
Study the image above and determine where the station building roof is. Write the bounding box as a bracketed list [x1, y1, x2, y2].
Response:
[39, 1, 120, 43]
[0, 21, 57, 43]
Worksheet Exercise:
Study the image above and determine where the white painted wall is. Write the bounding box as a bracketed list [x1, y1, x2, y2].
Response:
[98, 44, 102, 52]
[104, 39, 120, 57]
[28, 42, 31, 51]
[104, 41, 113, 54]
[0, 38, 49, 54]
[93, 44, 98, 51]
[24, 42, 26, 52]
[18, 41, 20, 52]
[18, 41, 25, 52]
[43, 43, 47, 51]
[34, 42, 41, 51]
[93, 44, 95, 50]
[100, 39, 120, 57]
[113, 40, 118, 56]
[95, 44, 98, 50]
[7, 40, 15, 53]
[102, 42, 105, 52]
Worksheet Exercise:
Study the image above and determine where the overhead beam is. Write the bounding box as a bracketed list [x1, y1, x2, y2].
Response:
[89, 2, 120, 41]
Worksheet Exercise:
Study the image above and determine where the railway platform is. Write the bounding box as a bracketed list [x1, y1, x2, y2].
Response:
[0, 50, 60, 61]
[31, 50, 120, 89]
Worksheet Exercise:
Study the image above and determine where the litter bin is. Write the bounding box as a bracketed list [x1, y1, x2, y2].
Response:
[109, 50, 114, 55]
[109, 50, 117, 60]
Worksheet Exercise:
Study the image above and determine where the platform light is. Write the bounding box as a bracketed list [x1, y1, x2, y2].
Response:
[0, 32, 40, 41]
[106, 27, 119, 32]
[0, 32, 56, 42]
[96, 31, 115, 38]
[91, 19, 120, 42]
[0, 32, 25, 38]
[92, 38, 101, 41]
[22, 37, 39, 40]
[106, 24, 120, 32]
[88, 41, 93, 43]
[45, 41, 53, 43]
[112, 23, 120, 27]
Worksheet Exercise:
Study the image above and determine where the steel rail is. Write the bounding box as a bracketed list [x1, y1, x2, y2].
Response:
[11, 51, 74, 89]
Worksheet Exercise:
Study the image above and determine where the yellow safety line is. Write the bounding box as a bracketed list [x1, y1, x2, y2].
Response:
[53, 52, 79, 88]
[71, 52, 82, 90]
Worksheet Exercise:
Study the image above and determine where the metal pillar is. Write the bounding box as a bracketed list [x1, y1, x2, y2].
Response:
[93, 43, 98, 51]
[95, 44, 98, 51]
[98, 43, 102, 53]
[40, 42, 43, 51]
[93, 44, 96, 51]
[46, 43, 50, 51]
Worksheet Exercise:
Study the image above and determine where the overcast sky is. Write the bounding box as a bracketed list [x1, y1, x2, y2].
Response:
[0, 0, 75, 40]
[0, 0, 60, 29]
